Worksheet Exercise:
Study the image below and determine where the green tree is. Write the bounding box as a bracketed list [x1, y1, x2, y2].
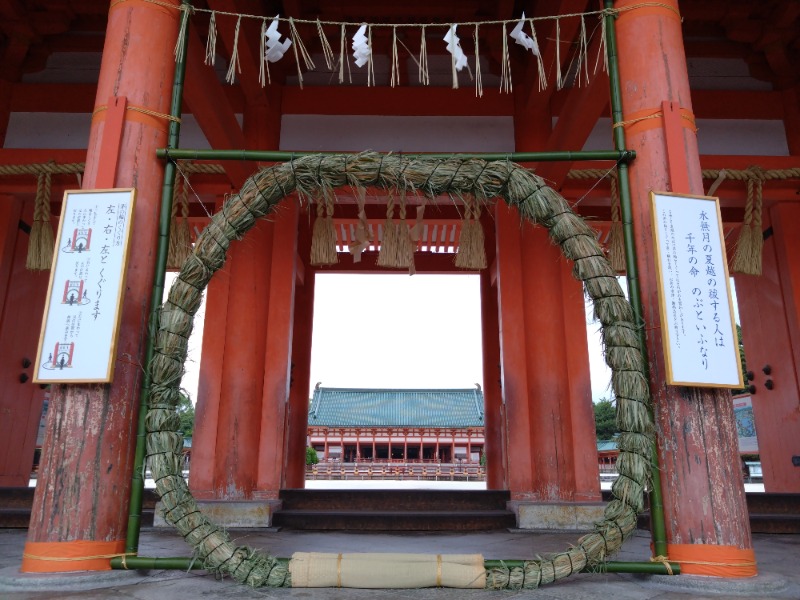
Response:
[177, 393, 195, 437]
[594, 398, 617, 441]
[306, 446, 319, 465]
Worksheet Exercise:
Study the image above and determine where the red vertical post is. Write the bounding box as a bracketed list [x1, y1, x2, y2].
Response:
[735, 204, 800, 493]
[284, 255, 315, 489]
[615, 0, 754, 574]
[494, 205, 534, 499]
[189, 199, 228, 499]
[255, 198, 299, 498]
[23, 0, 180, 572]
[0, 197, 49, 487]
[480, 266, 506, 489]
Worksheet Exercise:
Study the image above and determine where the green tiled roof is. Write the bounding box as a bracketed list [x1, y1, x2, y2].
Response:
[596, 439, 618, 452]
[309, 387, 485, 428]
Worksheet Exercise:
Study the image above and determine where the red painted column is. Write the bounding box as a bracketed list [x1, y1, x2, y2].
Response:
[480, 265, 506, 489]
[494, 205, 535, 499]
[615, 0, 753, 571]
[255, 198, 299, 498]
[0, 197, 49, 487]
[735, 205, 800, 492]
[283, 254, 315, 489]
[24, 0, 180, 572]
[189, 199, 228, 498]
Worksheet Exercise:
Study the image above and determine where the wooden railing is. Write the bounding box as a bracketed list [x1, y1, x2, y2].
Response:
[306, 461, 486, 481]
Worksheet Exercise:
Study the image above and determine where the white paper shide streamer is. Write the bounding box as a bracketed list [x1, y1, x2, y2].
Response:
[443, 25, 468, 71]
[509, 12, 540, 56]
[264, 16, 292, 63]
[352, 24, 371, 67]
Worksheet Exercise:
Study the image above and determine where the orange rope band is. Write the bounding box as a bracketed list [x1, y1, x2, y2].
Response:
[612, 106, 697, 136]
[667, 544, 757, 578]
[21, 540, 128, 573]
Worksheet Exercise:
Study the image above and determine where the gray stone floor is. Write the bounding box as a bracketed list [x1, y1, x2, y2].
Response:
[1, 528, 798, 599]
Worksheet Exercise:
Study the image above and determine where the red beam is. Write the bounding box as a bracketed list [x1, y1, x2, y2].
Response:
[281, 86, 513, 116]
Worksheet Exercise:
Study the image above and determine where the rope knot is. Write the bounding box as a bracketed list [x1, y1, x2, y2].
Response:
[650, 555, 674, 576]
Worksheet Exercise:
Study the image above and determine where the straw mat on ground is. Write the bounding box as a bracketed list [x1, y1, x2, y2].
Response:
[147, 152, 652, 588]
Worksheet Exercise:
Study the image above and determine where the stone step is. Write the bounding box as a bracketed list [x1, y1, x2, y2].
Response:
[272, 509, 517, 531]
[278, 489, 511, 511]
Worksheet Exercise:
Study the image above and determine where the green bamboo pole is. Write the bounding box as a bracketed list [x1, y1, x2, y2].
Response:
[604, 1, 669, 559]
[155, 148, 635, 163]
[109, 556, 678, 576]
[123, 0, 191, 556]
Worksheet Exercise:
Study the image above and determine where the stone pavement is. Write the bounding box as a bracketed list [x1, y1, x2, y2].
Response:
[1, 527, 798, 599]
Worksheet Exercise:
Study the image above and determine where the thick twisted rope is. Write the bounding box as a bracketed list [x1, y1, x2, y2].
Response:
[149, 153, 651, 588]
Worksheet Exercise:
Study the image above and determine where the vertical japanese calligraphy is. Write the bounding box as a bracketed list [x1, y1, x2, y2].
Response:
[34, 189, 136, 383]
[651, 192, 743, 388]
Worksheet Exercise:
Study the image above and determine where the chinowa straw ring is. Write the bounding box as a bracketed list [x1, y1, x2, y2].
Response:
[148, 152, 652, 588]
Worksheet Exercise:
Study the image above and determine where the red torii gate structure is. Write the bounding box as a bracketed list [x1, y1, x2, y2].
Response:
[0, 0, 796, 582]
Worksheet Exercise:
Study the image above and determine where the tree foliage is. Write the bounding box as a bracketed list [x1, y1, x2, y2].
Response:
[594, 398, 618, 441]
[306, 446, 319, 465]
[177, 393, 195, 437]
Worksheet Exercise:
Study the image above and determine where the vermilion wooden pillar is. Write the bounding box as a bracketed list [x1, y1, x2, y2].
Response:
[0, 197, 49, 487]
[735, 205, 800, 493]
[23, 0, 180, 572]
[479, 260, 506, 489]
[495, 204, 535, 499]
[615, 0, 753, 572]
[255, 198, 299, 498]
[283, 226, 314, 489]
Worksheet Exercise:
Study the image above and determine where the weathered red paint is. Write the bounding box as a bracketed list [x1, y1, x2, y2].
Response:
[0, 198, 49, 487]
[480, 264, 506, 490]
[735, 204, 800, 493]
[615, 0, 753, 552]
[24, 0, 180, 566]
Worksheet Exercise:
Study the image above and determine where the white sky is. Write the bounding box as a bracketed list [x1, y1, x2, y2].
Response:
[168, 271, 615, 403]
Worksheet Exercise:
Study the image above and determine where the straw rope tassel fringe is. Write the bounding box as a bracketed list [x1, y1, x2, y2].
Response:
[26, 172, 55, 271]
[310, 188, 338, 266]
[455, 197, 487, 270]
[168, 174, 192, 269]
[608, 173, 625, 272]
[377, 193, 400, 268]
[731, 168, 765, 275]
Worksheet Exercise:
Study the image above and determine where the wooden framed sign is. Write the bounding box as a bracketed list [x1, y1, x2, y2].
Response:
[651, 191, 743, 388]
[33, 189, 136, 383]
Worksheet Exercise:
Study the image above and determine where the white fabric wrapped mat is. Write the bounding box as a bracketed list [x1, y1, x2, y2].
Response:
[289, 552, 486, 588]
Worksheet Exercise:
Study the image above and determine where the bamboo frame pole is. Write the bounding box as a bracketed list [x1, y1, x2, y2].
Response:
[156, 148, 635, 163]
[604, 0, 668, 558]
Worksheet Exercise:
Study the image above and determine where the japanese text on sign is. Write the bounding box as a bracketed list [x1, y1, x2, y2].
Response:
[651, 192, 742, 388]
[34, 189, 136, 383]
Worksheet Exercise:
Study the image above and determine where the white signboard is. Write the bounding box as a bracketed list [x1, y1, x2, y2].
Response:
[651, 191, 743, 388]
[33, 189, 136, 383]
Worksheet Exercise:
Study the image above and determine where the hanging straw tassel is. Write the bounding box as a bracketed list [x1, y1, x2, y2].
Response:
[310, 189, 338, 266]
[407, 200, 426, 276]
[205, 11, 217, 66]
[594, 11, 608, 75]
[500, 22, 512, 94]
[348, 187, 371, 263]
[317, 19, 335, 71]
[455, 197, 487, 270]
[225, 16, 242, 84]
[27, 172, 55, 271]
[527, 19, 547, 91]
[576, 16, 589, 87]
[259, 18, 269, 86]
[731, 169, 765, 275]
[173, 3, 191, 63]
[289, 17, 316, 89]
[390, 26, 400, 87]
[473, 25, 483, 98]
[395, 192, 414, 270]
[555, 18, 563, 89]
[418, 25, 429, 85]
[168, 174, 193, 269]
[607, 172, 626, 273]
[377, 193, 401, 268]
